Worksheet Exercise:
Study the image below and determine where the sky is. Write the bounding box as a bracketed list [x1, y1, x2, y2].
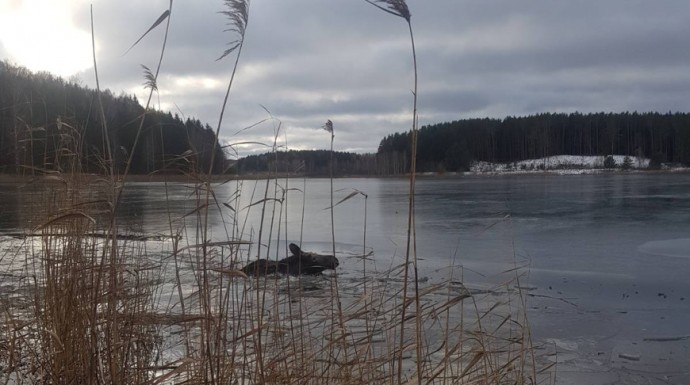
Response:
[2, 0, 690, 157]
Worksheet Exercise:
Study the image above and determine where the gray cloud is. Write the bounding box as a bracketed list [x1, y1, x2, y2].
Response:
[13, 0, 690, 156]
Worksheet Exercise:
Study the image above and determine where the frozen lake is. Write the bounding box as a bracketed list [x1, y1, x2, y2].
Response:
[1, 172, 689, 383]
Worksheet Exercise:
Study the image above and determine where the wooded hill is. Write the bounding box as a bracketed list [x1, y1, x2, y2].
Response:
[377, 112, 690, 174]
[0, 62, 226, 175]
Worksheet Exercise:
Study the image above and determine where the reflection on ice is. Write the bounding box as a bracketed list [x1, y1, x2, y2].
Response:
[638, 238, 690, 259]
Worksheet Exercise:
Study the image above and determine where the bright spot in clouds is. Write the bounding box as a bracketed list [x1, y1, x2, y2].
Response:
[171, 75, 222, 91]
[0, 0, 92, 78]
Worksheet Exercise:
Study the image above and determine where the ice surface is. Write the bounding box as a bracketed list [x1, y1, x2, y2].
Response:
[638, 238, 690, 259]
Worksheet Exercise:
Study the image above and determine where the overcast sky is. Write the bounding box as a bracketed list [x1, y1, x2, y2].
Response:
[2, 0, 690, 156]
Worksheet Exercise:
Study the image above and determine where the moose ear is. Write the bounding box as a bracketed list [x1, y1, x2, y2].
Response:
[289, 243, 301, 256]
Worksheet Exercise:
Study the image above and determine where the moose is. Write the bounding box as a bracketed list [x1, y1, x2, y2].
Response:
[241, 243, 339, 276]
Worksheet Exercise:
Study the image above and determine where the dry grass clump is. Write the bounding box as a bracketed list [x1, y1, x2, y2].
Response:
[0, 138, 164, 384]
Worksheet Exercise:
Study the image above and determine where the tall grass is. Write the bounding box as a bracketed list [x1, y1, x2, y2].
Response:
[0, 1, 549, 384]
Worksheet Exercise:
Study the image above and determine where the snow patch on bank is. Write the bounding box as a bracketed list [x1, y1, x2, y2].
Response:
[469, 155, 650, 174]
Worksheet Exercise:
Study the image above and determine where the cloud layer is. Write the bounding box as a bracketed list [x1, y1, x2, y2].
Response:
[3, 0, 690, 156]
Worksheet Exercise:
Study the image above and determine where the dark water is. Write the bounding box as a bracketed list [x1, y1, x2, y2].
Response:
[2, 173, 690, 382]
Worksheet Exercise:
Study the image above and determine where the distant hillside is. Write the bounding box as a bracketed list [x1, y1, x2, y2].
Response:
[235, 150, 379, 177]
[236, 112, 690, 177]
[377, 112, 690, 174]
[0, 62, 226, 175]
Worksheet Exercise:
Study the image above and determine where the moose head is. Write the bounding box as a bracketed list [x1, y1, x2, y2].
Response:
[277, 243, 339, 275]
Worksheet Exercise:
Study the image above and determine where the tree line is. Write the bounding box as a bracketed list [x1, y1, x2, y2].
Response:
[235, 150, 379, 177]
[237, 112, 690, 176]
[5, 63, 689, 177]
[0, 62, 226, 176]
[377, 112, 690, 173]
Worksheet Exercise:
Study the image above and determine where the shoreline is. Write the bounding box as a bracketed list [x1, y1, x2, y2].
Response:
[1, 167, 689, 184]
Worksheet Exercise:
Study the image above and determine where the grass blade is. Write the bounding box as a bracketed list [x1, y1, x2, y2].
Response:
[124, 9, 171, 55]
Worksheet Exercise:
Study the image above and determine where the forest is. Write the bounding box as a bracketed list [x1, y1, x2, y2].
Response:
[377, 112, 690, 174]
[0, 61, 226, 176]
[3, 62, 690, 177]
[239, 112, 690, 175]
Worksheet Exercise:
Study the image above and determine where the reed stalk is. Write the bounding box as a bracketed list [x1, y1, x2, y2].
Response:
[364, 1, 423, 382]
